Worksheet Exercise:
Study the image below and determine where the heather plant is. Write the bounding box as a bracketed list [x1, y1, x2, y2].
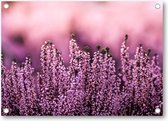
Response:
[1, 61, 13, 116]
[1, 35, 163, 116]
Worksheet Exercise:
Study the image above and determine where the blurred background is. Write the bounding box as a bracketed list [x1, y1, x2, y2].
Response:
[1, 1, 163, 70]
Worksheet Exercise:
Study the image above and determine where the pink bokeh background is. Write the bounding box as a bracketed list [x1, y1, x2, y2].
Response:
[1, 1, 163, 70]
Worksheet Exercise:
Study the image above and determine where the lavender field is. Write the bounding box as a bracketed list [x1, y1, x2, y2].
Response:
[1, 1, 163, 116]
[1, 35, 163, 116]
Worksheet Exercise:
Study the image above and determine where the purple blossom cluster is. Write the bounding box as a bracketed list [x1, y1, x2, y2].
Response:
[1, 35, 163, 116]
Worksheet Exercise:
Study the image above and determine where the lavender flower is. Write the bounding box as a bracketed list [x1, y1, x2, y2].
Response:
[1, 35, 163, 116]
